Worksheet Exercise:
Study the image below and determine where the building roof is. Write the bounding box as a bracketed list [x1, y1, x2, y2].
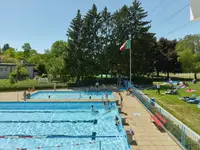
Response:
[190, 0, 200, 21]
[0, 63, 35, 66]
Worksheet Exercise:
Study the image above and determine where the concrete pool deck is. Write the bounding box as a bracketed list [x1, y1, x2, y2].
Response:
[120, 92, 181, 150]
[0, 90, 181, 150]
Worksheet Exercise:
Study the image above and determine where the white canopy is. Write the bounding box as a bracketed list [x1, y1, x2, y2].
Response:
[190, 0, 200, 21]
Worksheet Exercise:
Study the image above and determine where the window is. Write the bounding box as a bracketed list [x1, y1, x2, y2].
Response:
[0, 68, 3, 72]
[4, 68, 7, 71]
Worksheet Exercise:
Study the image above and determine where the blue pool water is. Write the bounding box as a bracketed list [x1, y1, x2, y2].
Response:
[30, 91, 114, 100]
[0, 102, 130, 150]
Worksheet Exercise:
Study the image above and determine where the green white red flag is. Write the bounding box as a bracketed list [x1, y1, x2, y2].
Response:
[120, 40, 131, 51]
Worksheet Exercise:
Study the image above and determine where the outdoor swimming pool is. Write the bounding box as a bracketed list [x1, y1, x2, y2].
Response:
[30, 91, 114, 100]
[0, 102, 130, 150]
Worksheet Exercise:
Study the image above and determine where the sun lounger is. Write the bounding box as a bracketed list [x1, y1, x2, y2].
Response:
[165, 88, 178, 94]
[187, 96, 200, 104]
[181, 94, 196, 101]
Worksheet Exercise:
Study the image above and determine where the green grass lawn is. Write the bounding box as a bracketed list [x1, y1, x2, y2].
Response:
[0, 79, 67, 91]
[142, 82, 200, 135]
[158, 73, 200, 79]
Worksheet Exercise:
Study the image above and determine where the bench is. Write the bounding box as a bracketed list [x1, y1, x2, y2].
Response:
[151, 116, 164, 128]
[155, 113, 166, 124]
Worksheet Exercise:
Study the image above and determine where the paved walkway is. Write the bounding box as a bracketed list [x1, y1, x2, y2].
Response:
[120, 92, 181, 150]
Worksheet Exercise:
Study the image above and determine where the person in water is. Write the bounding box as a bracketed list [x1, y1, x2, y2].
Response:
[91, 105, 99, 113]
[115, 116, 120, 126]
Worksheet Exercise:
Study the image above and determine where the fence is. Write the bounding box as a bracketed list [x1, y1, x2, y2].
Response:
[128, 81, 200, 150]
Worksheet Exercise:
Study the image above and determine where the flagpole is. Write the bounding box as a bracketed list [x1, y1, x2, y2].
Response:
[129, 35, 132, 83]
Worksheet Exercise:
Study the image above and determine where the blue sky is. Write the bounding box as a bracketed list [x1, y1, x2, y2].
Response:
[0, 0, 200, 53]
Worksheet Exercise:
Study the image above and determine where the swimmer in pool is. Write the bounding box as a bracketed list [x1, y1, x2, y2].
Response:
[48, 95, 51, 99]
[103, 101, 107, 107]
[91, 105, 99, 113]
[115, 116, 120, 126]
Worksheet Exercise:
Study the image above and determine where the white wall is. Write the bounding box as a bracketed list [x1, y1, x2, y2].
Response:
[190, 0, 200, 21]
[0, 66, 10, 79]
[0, 65, 34, 79]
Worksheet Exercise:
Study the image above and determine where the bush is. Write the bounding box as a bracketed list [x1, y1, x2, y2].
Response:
[68, 78, 118, 87]
[10, 65, 29, 80]
[132, 76, 153, 85]
[0, 79, 68, 92]
[9, 75, 15, 84]
[41, 74, 48, 78]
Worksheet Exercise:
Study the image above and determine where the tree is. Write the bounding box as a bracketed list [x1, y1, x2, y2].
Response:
[128, 0, 156, 76]
[156, 38, 179, 77]
[82, 4, 101, 76]
[99, 7, 113, 77]
[2, 44, 10, 52]
[110, 0, 157, 77]
[0, 55, 18, 63]
[15, 51, 24, 60]
[176, 34, 200, 79]
[46, 57, 65, 79]
[110, 5, 130, 76]
[50, 40, 68, 57]
[22, 43, 32, 59]
[67, 9, 84, 79]
[4, 48, 16, 57]
[66, 0, 157, 80]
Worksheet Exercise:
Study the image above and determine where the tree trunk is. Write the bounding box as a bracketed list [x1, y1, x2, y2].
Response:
[167, 72, 169, 78]
[194, 73, 197, 79]
[101, 74, 103, 79]
[156, 71, 159, 77]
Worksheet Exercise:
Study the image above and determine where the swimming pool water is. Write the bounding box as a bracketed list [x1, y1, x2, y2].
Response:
[30, 91, 114, 100]
[0, 102, 130, 150]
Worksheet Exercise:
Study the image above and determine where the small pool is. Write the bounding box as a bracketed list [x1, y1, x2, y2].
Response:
[0, 102, 130, 150]
[30, 91, 114, 100]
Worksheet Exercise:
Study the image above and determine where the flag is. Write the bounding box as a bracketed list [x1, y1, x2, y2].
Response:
[120, 40, 131, 51]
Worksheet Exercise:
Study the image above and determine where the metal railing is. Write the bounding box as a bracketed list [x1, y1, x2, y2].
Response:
[128, 81, 200, 150]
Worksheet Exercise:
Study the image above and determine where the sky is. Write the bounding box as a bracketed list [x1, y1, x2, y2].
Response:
[0, 0, 200, 53]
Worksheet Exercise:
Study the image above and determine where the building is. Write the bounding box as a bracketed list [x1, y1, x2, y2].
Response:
[0, 63, 35, 79]
[190, 0, 200, 21]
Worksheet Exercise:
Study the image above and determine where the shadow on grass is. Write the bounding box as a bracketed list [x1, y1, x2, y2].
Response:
[153, 76, 193, 82]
